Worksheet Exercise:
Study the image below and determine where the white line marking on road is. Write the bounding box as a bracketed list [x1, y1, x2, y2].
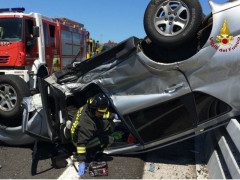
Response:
[58, 162, 80, 180]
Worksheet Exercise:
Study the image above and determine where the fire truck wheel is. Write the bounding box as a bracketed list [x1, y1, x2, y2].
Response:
[0, 75, 31, 127]
[36, 68, 49, 90]
[37, 68, 48, 79]
[144, 0, 203, 48]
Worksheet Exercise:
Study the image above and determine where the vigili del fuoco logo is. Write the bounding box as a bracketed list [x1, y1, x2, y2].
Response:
[210, 19, 240, 52]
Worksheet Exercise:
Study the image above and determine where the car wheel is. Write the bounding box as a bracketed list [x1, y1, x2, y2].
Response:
[144, 0, 203, 48]
[0, 75, 31, 127]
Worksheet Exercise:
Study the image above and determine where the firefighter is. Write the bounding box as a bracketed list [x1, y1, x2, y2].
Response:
[71, 93, 115, 176]
[26, 33, 36, 53]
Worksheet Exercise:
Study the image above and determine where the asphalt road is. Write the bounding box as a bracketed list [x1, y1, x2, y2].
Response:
[0, 139, 195, 179]
[0, 142, 65, 179]
[0, 141, 145, 179]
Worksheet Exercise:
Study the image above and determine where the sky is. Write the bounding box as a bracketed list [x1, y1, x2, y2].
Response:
[0, 0, 228, 44]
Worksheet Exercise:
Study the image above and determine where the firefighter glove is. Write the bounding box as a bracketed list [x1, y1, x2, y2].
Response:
[78, 162, 86, 176]
[115, 114, 119, 120]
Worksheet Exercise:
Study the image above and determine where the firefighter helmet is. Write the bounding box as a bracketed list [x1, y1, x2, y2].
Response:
[87, 93, 109, 113]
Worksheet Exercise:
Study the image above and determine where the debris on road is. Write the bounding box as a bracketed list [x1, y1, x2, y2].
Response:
[149, 163, 155, 172]
[143, 139, 197, 179]
[196, 165, 209, 179]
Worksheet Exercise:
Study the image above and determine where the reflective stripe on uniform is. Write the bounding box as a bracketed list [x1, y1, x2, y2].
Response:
[86, 137, 101, 148]
[104, 123, 111, 132]
[71, 121, 79, 134]
[77, 147, 86, 154]
[98, 108, 108, 113]
[71, 107, 84, 144]
[103, 112, 110, 119]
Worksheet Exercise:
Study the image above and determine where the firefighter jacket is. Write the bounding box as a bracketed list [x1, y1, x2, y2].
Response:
[71, 105, 114, 161]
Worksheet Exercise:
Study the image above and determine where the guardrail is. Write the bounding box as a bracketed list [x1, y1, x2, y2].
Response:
[202, 119, 240, 179]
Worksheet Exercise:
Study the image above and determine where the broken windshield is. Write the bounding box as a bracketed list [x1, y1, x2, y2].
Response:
[0, 18, 23, 42]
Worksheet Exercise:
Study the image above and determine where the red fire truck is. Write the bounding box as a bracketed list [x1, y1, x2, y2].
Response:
[0, 8, 88, 126]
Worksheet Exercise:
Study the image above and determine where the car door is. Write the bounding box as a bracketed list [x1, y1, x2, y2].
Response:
[22, 77, 68, 144]
[42, 21, 60, 74]
[101, 50, 198, 152]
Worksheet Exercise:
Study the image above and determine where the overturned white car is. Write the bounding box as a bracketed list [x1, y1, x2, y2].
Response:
[1, 1, 240, 155]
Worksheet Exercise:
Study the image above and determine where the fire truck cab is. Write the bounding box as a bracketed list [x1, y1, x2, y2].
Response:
[0, 8, 87, 127]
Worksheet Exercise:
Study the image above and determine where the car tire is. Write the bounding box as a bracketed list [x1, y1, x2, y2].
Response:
[0, 75, 31, 127]
[37, 68, 48, 79]
[144, 0, 203, 48]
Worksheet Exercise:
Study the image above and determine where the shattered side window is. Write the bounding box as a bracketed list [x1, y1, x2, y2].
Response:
[194, 92, 232, 124]
[128, 94, 195, 143]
